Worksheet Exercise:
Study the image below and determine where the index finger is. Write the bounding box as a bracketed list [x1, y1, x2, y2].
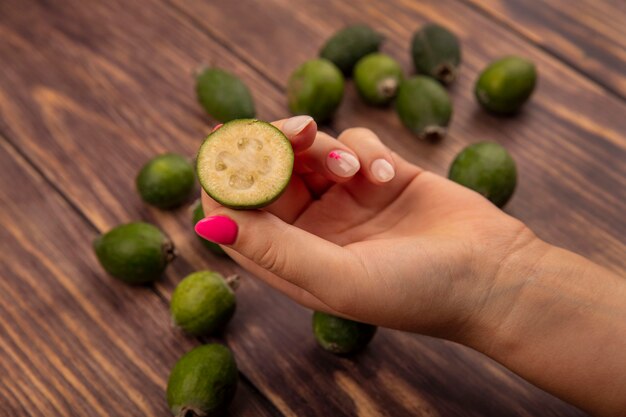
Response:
[271, 116, 317, 153]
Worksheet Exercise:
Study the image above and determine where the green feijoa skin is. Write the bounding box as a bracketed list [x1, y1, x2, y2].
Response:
[312, 312, 377, 355]
[191, 200, 227, 256]
[319, 24, 384, 75]
[170, 271, 236, 336]
[195, 67, 256, 122]
[288, 59, 345, 123]
[167, 344, 238, 417]
[196, 119, 294, 209]
[395, 76, 453, 140]
[411, 23, 461, 85]
[448, 142, 517, 207]
[354, 53, 403, 106]
[136, 153, 195, 209]
[475, 56, 537, 115]
[93, 222, 175, 284]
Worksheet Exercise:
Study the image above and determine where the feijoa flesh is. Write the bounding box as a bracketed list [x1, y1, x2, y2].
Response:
[196, 119, 293, 209]
[411, 23, 461, 85]
[167, 344, 238, 417]
[312, 311, 377, 355]
[196, 67, 256, 122]
[136, 153, 195, 209]
[170, 271, 236, 336]
[288, 59, 345, 123]
[191, 200, 227, 256]
[448, 142, 517, 207]
[475, 56, 537, 115]
[93, 222, 175, 284]
[395, 76, 453, 140]
[354, 53, 403, 105]
[319, 24, 384, 75]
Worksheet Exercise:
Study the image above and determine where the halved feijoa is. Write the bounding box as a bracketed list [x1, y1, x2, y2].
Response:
[170, 271, 236, 336]
[475, 56, 537, 115]
[167, 344, 238, 417]
[312, 311, 377, 355]
[448, 142, 517, 207]
[191, 199, 227, 256]
[319, 24, 384, 75]
[196, 119, 293, 209]
[93, 222, 175, 284]
[411, 23, 461, 85]
[354, 53, 403, 106]
[196, 67, 256, 122]
[136, 153, 195, 209]
[395, 76, 453, 140]
[288, 59, 345, 123]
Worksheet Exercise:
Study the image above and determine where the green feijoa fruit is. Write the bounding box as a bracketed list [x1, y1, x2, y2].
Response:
[448, 142, 517, 207]
[196, 67, 256, 122]
[395, 76, 453, 140]
[93, 222, 175, 284]
[167, 344, 238, 417]
[354, 53, 403, 105]
[411, 23, 461, 85]
[475, 56, 537, 115]
[136, 153, 195, 209]
[191, 200, 227, 257]
[312, 312, 377, 355]
[319, 24, 384, 75]
[170, 271, 236, 336]
[197, 119, 293, 209]
[287, 59, 344, 123]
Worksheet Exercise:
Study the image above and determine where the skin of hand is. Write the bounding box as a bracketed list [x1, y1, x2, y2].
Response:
[197, 116, 626, 416]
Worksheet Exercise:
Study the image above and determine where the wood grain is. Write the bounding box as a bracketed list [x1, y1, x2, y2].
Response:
[0, 0, 623, 416]
[170, 0, 626, 272]
[0, 140, 278, 417]
[462, 0, 626, 99]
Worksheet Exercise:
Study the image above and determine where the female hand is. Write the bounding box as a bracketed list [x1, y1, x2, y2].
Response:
[196, 116, 534, 341]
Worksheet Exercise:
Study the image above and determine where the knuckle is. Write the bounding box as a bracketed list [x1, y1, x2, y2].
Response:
[338, 127, 372, 142]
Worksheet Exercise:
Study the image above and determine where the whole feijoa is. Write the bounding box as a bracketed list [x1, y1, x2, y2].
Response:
[196, 67, 256, 122]
[312, 312, 377, 355]
[319, 24, 384, 75]
[354, 53, 403, 105]
[288, 59, 345, 123]
[191, 200, 227, 256]
[475, 56, 537, 114]
[448, 142, 517, 207]
[167, 344, 238, 417]
[411, 23, 461, 85]
[93, 222, 175, 284]
[136, 153, 195, 209]
[395, 76, 453, 140]
[170, 271, 236, 336]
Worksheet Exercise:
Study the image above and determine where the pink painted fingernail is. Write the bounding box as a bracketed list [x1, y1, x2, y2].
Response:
[195, 216, 238, 244]
[327, 150, 360, 177]
[211, 123, 223, 132]
[282, 115, 313, 137]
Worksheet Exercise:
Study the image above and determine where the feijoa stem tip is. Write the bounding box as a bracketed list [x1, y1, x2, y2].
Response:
[178, 406, 207, 417]
[435, 64, 456, 85]
[225, 274, 240, 290]
[420, 126, 447, 142]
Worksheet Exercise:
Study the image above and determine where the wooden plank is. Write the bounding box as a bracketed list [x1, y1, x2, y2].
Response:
[0, 1, 615, 417]
[0, 140, 278, 417]
[462, 0, 626, 99]
[169, 0, 626, 274]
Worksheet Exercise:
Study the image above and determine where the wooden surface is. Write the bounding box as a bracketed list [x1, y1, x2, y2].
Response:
[0, 0, 624, 416]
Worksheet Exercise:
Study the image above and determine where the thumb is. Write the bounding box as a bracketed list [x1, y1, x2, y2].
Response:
[194, 207, 357, 305]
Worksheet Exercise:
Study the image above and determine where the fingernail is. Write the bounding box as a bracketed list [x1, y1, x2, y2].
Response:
[282, 115, 313, 136]
[195, 216, 238, 244]
[371, 159, 395, 182]
[211, 123, 223, 132]
[327, 150, 360, 177]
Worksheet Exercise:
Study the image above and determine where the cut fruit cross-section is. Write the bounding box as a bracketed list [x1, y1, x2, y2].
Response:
[196, 119, 294, 209]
